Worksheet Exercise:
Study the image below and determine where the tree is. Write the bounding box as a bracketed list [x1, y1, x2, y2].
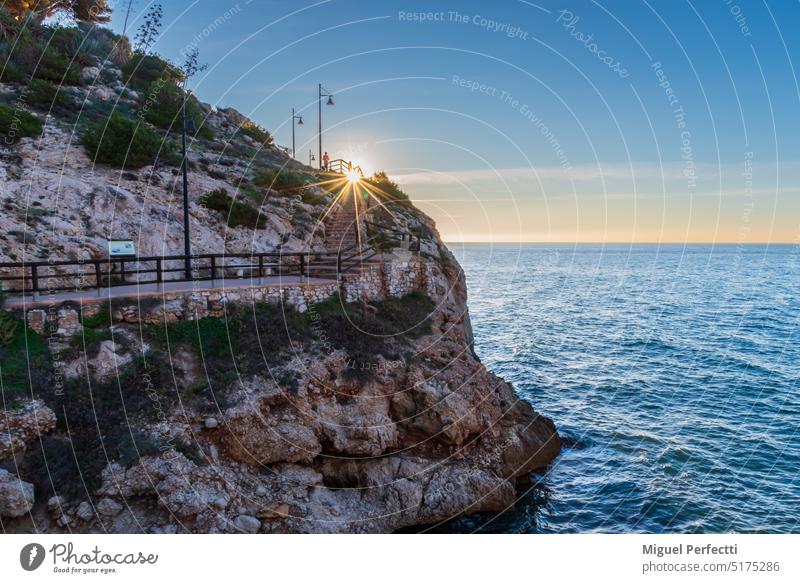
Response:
[3, 0, 111, 23]
[134, 2, 162, 53]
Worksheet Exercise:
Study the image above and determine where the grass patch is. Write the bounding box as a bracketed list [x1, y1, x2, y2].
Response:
[312, 291, 434, 379]
[0, 316, 51, 398]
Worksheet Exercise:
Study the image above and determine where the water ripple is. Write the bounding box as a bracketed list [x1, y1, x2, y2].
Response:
[438, 244, 800, 534]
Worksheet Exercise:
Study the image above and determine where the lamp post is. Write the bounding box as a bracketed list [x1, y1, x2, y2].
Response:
[308, 149, 315, 167]
[291, 108, 303, 159]
[318, 83, 334, 169]
[180, 93, 196, 280]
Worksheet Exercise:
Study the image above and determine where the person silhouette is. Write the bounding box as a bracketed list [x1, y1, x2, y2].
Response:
[322, 151, 330, 170]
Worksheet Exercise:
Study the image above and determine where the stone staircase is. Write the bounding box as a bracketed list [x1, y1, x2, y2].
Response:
[305, 192, 378, 279]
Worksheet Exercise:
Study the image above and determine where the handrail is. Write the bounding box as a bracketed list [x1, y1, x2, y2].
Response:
[326, 158, 364, 177]
[0, 251, 350, 294]
[0, 219, 435, 295]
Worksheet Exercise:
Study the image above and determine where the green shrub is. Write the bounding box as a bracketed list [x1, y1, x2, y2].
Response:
[0, 103, 43, 142]
[365, 171, 412, 208]
[142, 80, 214, 139]
[55, 24, 131, 67]
[301, 191, 327, 206]
[253, 168, 307, 190]
[200, 188, 265, 229]
[239, 121, 273, 146]
[23, 78, 71, 110]
[80, 112, 174, 169]
[0, 64, 25, 82]
[35, 46, 81, 84]
[80, 304, 111, 328]
[122, 51, 183, 92]
[199, 188, 231, 212]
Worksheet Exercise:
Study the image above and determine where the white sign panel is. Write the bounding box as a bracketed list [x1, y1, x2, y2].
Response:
[108, 240, 136, 256]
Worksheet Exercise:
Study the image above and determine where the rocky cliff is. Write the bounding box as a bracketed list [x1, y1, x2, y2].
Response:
[0, 33, 560, 533]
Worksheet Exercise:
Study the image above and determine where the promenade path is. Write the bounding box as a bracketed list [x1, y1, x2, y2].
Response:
[2, 275, 337, 309]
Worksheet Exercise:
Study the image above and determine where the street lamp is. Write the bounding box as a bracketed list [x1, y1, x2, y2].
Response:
[180, 93, 197, 280]
[308, 149, 315, 167]
[318, 83, 334, 170]
[291, 108, 303, 159]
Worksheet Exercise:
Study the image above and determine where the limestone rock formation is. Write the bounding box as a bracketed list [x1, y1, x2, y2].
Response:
[0, 400, 57, 461]
[0, 54, 560, 534]
[0, 469, 35, 518]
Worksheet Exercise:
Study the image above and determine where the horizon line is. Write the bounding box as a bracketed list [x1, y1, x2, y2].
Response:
[443, 241, 799, 245]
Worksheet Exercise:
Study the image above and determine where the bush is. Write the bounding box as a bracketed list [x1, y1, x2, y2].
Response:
[253, 168, 307, 190]
[200, 188, 265, 229]
[301, 190, 327, 206]
[0, 103, 43, 142]
[142, 81, 214, 139]
[122, 51, 183, 92]
[239, 121, 273, 146]
[23, 78, 71, 110]
[365, 171, 412, 208]
[34, 46, 81, 84]
[0, 64, 25, 83]
[80, 112, 174, 169]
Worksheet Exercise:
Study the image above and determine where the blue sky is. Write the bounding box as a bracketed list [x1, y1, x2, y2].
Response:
[108, 0, 800, 242]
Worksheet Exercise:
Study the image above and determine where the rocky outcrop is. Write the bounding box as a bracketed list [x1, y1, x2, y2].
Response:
[0, 469, 35, 518]
[0, 399, 57, 461]
[0, 56, 560, 534]
[60, 249, 558, 533]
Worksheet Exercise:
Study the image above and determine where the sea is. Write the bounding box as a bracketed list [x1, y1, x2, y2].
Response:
[429, 243, 800, 533]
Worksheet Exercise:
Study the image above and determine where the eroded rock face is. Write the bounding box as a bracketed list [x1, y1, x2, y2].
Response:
[0, 400, 57, 461]
[0, 65, 559, 532]
[75, 250, 561, 534]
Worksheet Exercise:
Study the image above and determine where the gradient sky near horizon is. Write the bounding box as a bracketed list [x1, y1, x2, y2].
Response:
[108, 0, 799, 243]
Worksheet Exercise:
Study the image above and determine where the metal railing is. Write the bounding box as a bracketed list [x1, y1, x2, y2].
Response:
[0, 225, 428, 295]
[0, 251, 368, 294]
[326, 158, 364, 177]
[364, 220, 422, 252]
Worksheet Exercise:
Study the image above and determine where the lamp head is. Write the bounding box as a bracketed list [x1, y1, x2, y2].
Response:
[297, 116, 303, 125]
[326, 95, 334, 106]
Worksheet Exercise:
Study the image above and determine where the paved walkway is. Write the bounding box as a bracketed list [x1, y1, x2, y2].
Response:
[3, 275, 338, 308]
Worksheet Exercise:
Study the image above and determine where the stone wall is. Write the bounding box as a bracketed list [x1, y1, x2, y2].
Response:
[19, 255, 432, 338]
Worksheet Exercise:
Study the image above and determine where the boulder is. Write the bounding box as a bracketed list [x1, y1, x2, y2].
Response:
[0, 469, 34, 518]
[0, 400, 57, 461]
[233, 515, 261, 533]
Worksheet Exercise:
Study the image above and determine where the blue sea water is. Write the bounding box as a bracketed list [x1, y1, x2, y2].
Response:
[436, 244, 800, 533]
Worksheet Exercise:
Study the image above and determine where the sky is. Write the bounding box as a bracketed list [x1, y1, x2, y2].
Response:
[107, 0, 799, 243]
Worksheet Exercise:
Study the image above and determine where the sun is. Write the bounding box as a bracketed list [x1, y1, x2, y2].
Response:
[345, 170, 360, 184]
